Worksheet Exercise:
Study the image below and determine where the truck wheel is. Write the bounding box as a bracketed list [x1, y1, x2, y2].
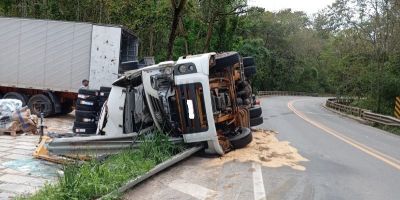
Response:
[76, 104, 96, 112]
[75, 110, 97, 123]
[73, 121, 97, 134]
[100, 87, 112, 93]
[61, 101, 74, 114]
[0, 93, 3, 99]
[244, 66, 257, 77]
[213, 52, 240, 71]
[249, 105, 262, 118]
[78, 88, 99, 96]
[60, 99, 74, 114]
[229, 127, 253, 149]
[78, 93, 98, 101]
[76, 99, 97, 111]
[28, 94, 54, 117]
[73, 121, 97, 129]
[250, 116, 263, 127]
[61, 106, 73, 114]
[3, 92, 29, 106]
[99, 91, 110, 98]
[73, 126, 97, 134]
[243, 57, 255, 67]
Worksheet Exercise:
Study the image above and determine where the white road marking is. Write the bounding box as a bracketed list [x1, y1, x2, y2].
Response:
[168, 179, 218, 200]
[252, 162, 266, 200]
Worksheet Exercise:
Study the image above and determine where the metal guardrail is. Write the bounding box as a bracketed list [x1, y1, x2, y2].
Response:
[326, 98, 400, 127]
[258, 91, 318, 96]
[362, 111, 400, 126]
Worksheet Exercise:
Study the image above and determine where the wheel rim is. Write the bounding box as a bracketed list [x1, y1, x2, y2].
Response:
[31, 101, 51, 115]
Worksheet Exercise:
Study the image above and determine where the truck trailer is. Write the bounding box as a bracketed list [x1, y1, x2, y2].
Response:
[0, 17, 140, 116]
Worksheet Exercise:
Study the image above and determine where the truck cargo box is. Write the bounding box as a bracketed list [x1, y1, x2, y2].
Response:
[0, 17, 138, 92]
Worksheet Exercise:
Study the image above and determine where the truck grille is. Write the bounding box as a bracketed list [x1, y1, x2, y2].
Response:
[149, 96, 165, 122]
[176, 83, 208, 133]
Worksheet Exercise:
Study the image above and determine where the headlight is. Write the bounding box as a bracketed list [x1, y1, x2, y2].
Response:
[174, 63, 197, 75]
[178, 65, 187, 73]
[188, 65, 195, 71]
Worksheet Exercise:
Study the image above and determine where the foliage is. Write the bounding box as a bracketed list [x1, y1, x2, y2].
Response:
[18, 133, 185, 200]
[1, 0, 399, 115]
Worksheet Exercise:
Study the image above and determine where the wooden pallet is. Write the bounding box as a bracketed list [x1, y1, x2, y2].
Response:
[0, 129, 18, 136]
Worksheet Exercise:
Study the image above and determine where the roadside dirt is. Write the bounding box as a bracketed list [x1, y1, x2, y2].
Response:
[208, 129, 309, 171]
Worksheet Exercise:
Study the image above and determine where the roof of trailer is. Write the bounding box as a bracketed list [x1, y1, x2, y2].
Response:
[0, 17, 138, 38]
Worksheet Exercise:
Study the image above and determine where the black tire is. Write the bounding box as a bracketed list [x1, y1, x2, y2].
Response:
[77, 93, 98, 101]
[76, 97, 97, 111]
[73, 121, 97, 129]
[76, 98, 97, 111]
[76, 104, 97, 111]
[4, 92, 29, 106]
[100, 87, 112, 92]
[61, 100, 74, 114]
[75, 110, 97, 123]
[99, 91, 110, 97]
[250, 116, 263, 127]
[99, 96, 108, 102]
[244, 66, 257, 77]
[213, 52, 240, 70]
[229, 127, 253, 149]
[243, 57, 255, 67]
[120, 61, 139, 71]
[78, 88, 99, 96]
[0, 93, 3, 99]
[249, 106, 262, 118]
[236, 98, 243, 105]
[73, 126, 97, 134]
[27, 94, 54, 117]
[61, 105, 73, 114]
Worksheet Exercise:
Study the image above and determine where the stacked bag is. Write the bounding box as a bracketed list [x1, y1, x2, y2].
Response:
[73, 87, 111, 134]
[0, 99, 38, 135]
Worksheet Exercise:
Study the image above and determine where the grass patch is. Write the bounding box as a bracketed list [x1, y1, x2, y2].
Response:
[373, 124, 400, 136]
[350, 98, 395, 116]
[18, 133, 185, 200]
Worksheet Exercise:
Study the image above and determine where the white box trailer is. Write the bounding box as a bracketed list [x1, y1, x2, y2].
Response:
[0, 17, 139, 116]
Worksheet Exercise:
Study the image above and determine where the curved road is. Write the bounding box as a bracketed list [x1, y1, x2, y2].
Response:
[124, 96, 400, 200]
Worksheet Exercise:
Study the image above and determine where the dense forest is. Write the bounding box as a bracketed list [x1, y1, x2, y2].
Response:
[0, 0, 399, 115]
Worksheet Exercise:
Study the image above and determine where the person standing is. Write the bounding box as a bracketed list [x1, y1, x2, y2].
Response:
[80, 79, 89, 89]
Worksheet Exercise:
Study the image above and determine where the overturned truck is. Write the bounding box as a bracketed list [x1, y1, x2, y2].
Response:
[42, 52, 263, 156]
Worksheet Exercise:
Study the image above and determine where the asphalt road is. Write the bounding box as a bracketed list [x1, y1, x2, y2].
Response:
[124, 96, 400, 200]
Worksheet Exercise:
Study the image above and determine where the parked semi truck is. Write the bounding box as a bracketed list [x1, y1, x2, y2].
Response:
[0, 17, 142, 116]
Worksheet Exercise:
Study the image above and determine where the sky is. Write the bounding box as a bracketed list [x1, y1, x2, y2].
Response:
[248, 0, 336, 15]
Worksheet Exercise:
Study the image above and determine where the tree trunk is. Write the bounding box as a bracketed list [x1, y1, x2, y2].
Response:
[167, 0, 188, 60]
[149, 28, 154, 56]
[178, 17, 189, 55]
[203, 15, 215, 53]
